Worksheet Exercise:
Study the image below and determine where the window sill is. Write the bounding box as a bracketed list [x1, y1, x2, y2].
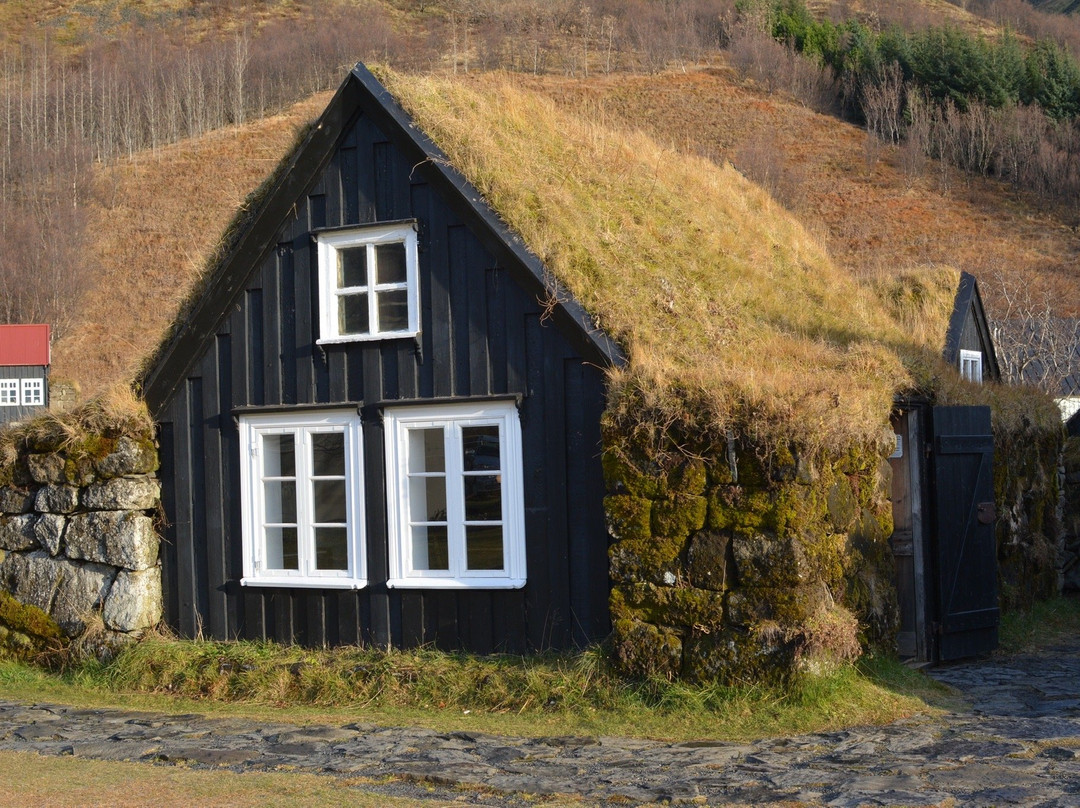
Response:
[241, 576, 367, 590]
[386, 577, 526, 590]
[317, 331, 419, 346]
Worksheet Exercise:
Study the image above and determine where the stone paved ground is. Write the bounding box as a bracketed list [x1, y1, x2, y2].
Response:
[1, 641, 1079, 806]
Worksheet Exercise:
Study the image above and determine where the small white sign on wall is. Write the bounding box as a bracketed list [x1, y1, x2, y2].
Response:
[889, 434, 903, 459]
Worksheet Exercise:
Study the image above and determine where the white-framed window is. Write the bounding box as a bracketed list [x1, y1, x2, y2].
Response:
[316, 222, 420, 344]
[960, 349, 983, 384]
[384, 400, 526, 589]
[0, 379, 17, 406]
[20, 378, 43, 406]
[239, 410, 366, 589]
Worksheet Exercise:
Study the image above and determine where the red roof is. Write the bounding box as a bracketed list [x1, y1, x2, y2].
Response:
[0, 324, 51, 367]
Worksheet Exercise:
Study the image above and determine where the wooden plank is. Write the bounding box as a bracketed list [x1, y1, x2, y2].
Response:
[279, 245, 297, 405]
[461, 591, 494, 655]
[363, 408, 390, 646]
[486, 268, 507, 394]
[262, 255, 281, 406]
[400, 591, 425, 647]
[336, 592, 360, 647]
[294, 232, 315, 405]
[202, 338, 228, 640]
[434, 590, 458, 650]
[521, 312, 550, 651]
[541, 337, 570, 649]
[356, 113, 377, 223]
[374, 141, 392, 220]
[492, 590, 527, 653]
[466, 232, 491, 395]
[156, 421, 180, 629]
[307, 591, 328, 648]
[448, 225, 470, 397]
[428, 196, 453, 398]
[246, 289, 265, 407]
[174, 379, 200, 637]
[341, 146, 358, 225]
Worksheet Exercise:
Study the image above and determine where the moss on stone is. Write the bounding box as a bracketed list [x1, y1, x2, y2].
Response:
[609, 535, 685, 584]
[686, 530, 732, 591]
[604, 495, 653, 543]
[601, 443, 667, 499]
[611, 582, 724, 628]
[668, 460, 707, 496]
[682, 625, 796, 686]
[651, 493, 707, 541]
[611, 618, 683, 679]
[0, 591, 64, 661]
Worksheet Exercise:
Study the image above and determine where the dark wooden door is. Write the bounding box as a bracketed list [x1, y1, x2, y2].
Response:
[930, 406, 998, 661]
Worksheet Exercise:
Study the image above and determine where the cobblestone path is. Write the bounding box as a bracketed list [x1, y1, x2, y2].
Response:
[1, 641, 1078, 806]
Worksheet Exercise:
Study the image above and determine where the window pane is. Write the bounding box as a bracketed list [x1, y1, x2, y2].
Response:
[464, 475, 502, 521]
[263, 434, 295, 477]
[339, 292, 369, 335]
[375, 289, 409, 332]
[466, 525, 504, 570]
[312, 433, 345, 476]
[338, 246, 367, 288]
[265, 527, 299, 570]
[375, 241, 407, 284]
[412, 525, 448, 571]
[408, 428, 444, 473]
[264, 480, 296, 524]
[409, 476, 447, 522]
[313, 479, 347, 523]
[315, 527, 348, 570]
[462, 426, 500, 471]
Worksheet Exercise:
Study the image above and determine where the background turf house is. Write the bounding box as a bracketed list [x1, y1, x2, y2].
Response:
[112, 63, 1060, 681]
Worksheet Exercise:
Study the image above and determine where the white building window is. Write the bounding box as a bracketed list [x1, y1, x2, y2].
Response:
[316, 222, 419, 344]
[385, 400, 526, 589]
[0, 380, 17, 406]
[960, 349, 983, 384]
[20, 378, 44, 406]
[239, 411, 366, 589]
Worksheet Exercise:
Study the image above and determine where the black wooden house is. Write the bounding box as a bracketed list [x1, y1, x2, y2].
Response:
[0, 324, 50, 427]
[141, 64, 623, 652]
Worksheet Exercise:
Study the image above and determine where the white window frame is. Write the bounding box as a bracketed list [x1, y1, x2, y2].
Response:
[316, 222, 420, 345]
[384, 400, 526, 590]
[0, 379, 17, 406]
[239, 410, 367, 589]
[960, 349, 983, 384]
[20, 378, 43, 406]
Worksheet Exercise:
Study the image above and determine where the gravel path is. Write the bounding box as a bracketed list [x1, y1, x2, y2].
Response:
[1, 641, 1078, 806]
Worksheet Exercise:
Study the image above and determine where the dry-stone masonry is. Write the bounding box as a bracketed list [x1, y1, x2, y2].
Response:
[0, 434, 161, 646]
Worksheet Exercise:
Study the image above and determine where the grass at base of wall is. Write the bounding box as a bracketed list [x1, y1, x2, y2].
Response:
[998, 595, 1080, 654]
[0, 634, 955, 742]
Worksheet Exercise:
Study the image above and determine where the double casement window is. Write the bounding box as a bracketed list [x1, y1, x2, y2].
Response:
[960, 349, 983, 384]
[384, 401, 526, 589]
[316, 222, 420, 344]
[238, 401, 526, 590]
[239, 411, 366, 588]
[0, 378, 44, 406]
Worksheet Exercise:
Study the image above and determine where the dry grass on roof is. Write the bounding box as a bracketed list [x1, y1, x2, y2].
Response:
[384, 69, 936, 450]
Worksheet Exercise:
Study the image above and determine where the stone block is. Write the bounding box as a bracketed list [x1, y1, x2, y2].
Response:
[103, 568, 161, 633]
[604, 495, 653, 542]
[82, 477, 160, 511]
[50, 560, 116, 637]
[33, 514, 65, 556]
[611, 618, 683, 679]
[65, 511, 159, 571]
[26, 453, 66, 485]
[0, 486, 35, 514]
[730, 531, 810, 590]
[0, 550, 61, 615]
[687, 530, 732, 591]
[96, 436, 158, 478]
[35, 485, 80, 514]
[651, 494, 707, 541]
[0, 514, 38, 551]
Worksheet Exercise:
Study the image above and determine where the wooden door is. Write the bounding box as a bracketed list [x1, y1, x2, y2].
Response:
[930, 405, 999, 661]
[889, 409, 928, 661]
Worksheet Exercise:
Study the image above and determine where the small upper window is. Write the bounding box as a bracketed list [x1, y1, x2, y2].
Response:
[20, 378, 43, 406]
[316, 223, 419, 344]
[384, 400, 526, 589]
[0, 380, 17, 406]
[239, 411, 366, 589]
[960, 349, 983, 384]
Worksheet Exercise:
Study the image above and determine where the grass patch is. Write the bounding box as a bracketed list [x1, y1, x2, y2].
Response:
[2, 634, 942, 742]
[999, 595, 1080, 654]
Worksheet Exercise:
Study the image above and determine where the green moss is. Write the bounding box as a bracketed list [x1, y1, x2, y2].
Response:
[610, 582, 724, 628]
[826, 476, 857, 532]
[601, 444, 667, 499]
[611, 618, 683, 680]
[682, 626, 796, 686]
[0, 591, 64, 662]
[668, 460, 707, 496]
[604, 495, 653, 542]
[609, 534, 685, 583]
[651, 493, 707, 541]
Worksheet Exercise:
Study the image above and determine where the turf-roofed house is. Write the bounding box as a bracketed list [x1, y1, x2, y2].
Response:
[139, 64, 1043, 682]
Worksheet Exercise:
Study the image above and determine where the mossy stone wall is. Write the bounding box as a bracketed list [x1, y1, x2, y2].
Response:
[603, 421, 896, 685]
[994, 422, 1063, 611]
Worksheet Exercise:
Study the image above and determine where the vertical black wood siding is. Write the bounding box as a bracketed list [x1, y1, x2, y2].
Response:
[156, 111, 611, 652]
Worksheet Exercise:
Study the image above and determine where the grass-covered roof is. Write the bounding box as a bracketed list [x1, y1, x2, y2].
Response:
[382, 69, 945, 451]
